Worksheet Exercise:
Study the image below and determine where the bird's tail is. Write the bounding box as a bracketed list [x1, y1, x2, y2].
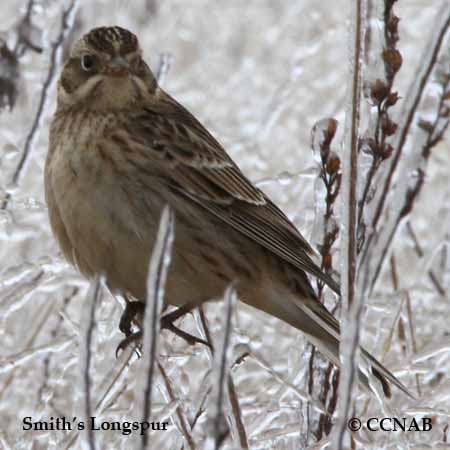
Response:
[255, 287, 414, 399]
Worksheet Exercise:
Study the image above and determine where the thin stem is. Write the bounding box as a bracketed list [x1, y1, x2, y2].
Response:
[369, 4, 450, 235]
[1, 0, 78, 210]
[140, 206, 175, 450]
[80, 276, 102, 450]
[335, 0, 364, 448]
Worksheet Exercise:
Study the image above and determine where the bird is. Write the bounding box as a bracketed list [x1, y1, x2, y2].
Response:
[45, 25, 411, 398]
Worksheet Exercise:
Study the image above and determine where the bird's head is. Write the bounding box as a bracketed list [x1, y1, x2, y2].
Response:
[57, 26, 157, 111]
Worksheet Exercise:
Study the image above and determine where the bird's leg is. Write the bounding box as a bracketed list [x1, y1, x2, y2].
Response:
[116, 301, 210, 357]
[119, 296, 145, 337]
[116, 296, 145, 358]
[160, 302, 211, 348]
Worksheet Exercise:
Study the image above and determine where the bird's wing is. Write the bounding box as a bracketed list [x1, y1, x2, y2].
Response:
[124, 91, 340, 295]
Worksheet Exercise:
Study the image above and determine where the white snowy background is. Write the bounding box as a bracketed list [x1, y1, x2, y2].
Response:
[0, 1, 449, 449]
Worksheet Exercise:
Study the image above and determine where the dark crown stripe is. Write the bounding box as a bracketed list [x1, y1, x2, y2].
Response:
[85, 26, 139, 56]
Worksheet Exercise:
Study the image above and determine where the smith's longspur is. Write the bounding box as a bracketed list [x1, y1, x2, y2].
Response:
[45, 26, 411, 398]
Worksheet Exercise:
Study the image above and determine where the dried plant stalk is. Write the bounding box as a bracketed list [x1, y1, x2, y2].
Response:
[334, 0, 365, 448]
[139, 205, 174, 450]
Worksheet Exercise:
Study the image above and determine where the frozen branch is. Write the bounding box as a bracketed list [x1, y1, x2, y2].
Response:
[197, 305, 249, 449]
[334, 0, 365, 448]
[0, 299, 56, 401]
[308, 117, 341, 442]
[364, 3, 450, 270]
[158, 361, 197, 450]
[0, 0, 43, 112]
[311, 117, 341, 297]
[357, 0, 403, 253]
[1, 0, 78, 210]
[407, 222, 446, 297]
[156, 52, 174, 87]
[367, 4, 450, 292]
[79, 275, 102, 450]
[227, 376, 249, 450]
[0, 335, 74, 374]
[139, 205, 175, 450]
[38, 287, 78, 405]
[248, 346, 327, 415]
[205, 284, 236, 450]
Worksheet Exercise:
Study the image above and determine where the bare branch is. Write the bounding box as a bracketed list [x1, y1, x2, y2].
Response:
[334, 0, 365, 447]
[205, 285, 236, 449]
[156, 52, 174, 87]
[1, 0, 78, 210]
[158, 361, 197, 450]
[367, 6, 450, 292]
[139, 205, 175, 450]
[308, 117, 341, 442]
[0, 0, 44, 112]
[357, 0, 403, 253]
[227, 376, 249, 450]
[79, 275, 102, 450]
[367, 3, 450, 245]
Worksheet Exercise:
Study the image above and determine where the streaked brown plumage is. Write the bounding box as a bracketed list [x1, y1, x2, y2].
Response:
[45, 26, 411, 397]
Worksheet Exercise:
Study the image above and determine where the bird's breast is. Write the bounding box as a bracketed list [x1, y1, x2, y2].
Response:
[46, 111, 162, 298]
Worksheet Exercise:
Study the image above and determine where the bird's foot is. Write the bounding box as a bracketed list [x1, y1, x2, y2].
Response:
[160, 311, 210, 348]
[116, 302, 210, 357]
[116, 330, 142, 358]
[119, 300, 144, 337]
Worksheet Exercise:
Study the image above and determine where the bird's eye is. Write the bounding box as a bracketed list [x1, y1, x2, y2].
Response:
[81, 54, 96, 72]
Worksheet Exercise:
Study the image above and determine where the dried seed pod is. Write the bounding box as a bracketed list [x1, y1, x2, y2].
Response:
[326, 152, 340, 175]
[323, 118, 338, 146]
[380, 143, 394, 160]
[381, 116, 398, 136]
[368, 78, 390, 105]
[323, 253, 332, 272]
[382, 48, 403, 74]
[386, 91, 400, 106]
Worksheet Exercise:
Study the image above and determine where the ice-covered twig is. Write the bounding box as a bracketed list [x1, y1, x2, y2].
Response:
[0, 335, 74, 374]
[367, 9, 450, 292]
[205, 284, 237, 450]
[0, 432, 13, 450]
[0, 299, 56, 401]
[139, 205, 175, 450]
[157, 361, 197, 450]
[357, 0, 403, 252]
[311, 118, 341, 297]
[248, 346, 328, 415]
[56, 345, 139, 450]
[38, 287, 78, 405]
[0, 269, 44, 320]
[79, 275, 102, 450]
[196, 305, 249, 449]
[405, 290, 422, 397]
[308, 117, 341, 441]
[227, 376, 249, 450]
[0, 0, 44, 112]
[334, 0, 365, 448]
[407, 222, 446, 297]
[1, 0, 78, 210]
[156, 52, 174, 87]
[366, 3, 450, 258]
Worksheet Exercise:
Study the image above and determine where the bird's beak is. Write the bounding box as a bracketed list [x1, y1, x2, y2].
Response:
[107, 56, 130, 77]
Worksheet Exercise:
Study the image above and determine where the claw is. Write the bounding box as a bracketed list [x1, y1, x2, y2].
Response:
[116, 331, 142, 358]
[119, 301, 145, 336]
[117, 301, 212, 352]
